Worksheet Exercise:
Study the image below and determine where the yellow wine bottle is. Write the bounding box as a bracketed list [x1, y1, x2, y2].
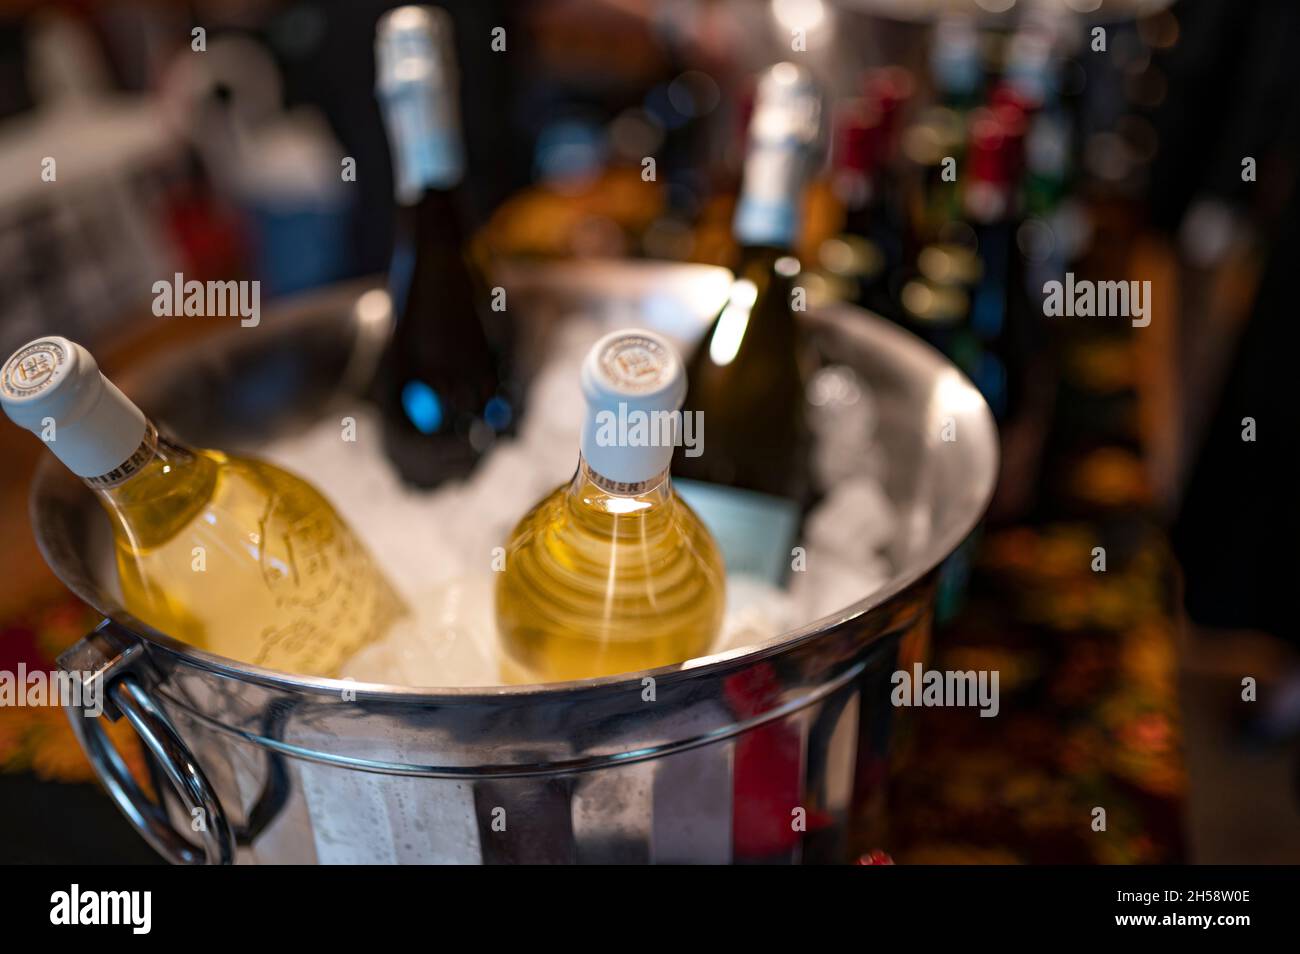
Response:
[1, 337, 406, 677]
[495, 329, 725, 682]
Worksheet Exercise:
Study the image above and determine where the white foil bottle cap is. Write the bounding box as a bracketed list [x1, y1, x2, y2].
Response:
[579, 329, 686, 490]
[0, 337, 148, 480]
[375, 5, 457, 96]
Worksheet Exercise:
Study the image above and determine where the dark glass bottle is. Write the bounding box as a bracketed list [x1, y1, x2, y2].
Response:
[890, 104, 971, 349]
[372, 6, 514, 488]
[680, 242, 809, 501]
[820, 105, 890, 315]
[856, 66, 914, 286]
[673, 64, 821, 582]
[821, 67, 914, 320]
[961, 104, 1031, 422]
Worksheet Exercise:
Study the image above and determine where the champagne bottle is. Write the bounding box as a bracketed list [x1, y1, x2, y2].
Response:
[673, 64, 821, 577]
[495, 329, 725, 682]
[372, 6, 513, 488]
[1, 337, 406, 677]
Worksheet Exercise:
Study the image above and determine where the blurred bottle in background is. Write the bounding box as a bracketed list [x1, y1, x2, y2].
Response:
[931, 13, 983, 115]
[370, 6, 516, 489]
[812, 103, 888, 313]
[813, 66, 915, 317]
[892, 101, 972, 356]
[674, 62, 822, 583]
[960, 102, 1025, 422]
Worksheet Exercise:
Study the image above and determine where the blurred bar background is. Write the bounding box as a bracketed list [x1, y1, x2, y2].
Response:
[0, 0, 1297, 863]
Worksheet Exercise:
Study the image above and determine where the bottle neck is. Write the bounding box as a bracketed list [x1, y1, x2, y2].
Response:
[396, 186, 466, 246]
[381, 79, 465, 205]
[79, 421, 160, 491]
[570, 454, 672, 506]
[87, 424, 219, 550]
[733, 141, 810, 251]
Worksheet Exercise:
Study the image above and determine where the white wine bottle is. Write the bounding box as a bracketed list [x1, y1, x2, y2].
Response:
[1, 337, 406, 677]
[495, 329, 725, 682]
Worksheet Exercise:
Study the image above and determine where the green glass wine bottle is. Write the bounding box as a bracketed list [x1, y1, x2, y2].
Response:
[672, 62, 823, 584]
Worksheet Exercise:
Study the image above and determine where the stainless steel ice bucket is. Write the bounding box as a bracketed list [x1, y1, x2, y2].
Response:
[32, 262, 997, 864]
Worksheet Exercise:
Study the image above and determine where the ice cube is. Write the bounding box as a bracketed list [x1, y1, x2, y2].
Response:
[342, 575, 502, 688]
[803, 475, 896, 566]
[789, 546, 891, 622]
[714, 574, 798, 653]
[806, 365, 879, 489]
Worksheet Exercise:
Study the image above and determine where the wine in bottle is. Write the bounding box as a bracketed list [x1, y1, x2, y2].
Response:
[673, 62, 822, 582]
[372, 6, 514, 488]
[1, 337, 407, 678]
[495, 330, 725, 682]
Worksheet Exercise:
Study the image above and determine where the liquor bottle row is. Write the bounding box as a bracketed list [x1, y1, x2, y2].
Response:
[807, 15, 1079, 426]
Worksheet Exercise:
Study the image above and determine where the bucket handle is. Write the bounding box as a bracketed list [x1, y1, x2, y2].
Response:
[59, 620, 235, 865]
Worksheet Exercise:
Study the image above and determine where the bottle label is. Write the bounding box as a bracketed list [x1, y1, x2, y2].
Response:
[675, 478, 800, 586]
[381, 84, 465, 202]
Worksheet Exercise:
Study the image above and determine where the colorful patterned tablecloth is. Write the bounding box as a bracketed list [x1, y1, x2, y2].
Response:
[888, 297, 1188, 864]
[889, 515, 1186, 864]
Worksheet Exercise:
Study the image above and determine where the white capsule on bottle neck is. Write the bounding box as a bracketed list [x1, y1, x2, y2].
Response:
[579, 329, 686, 491]
[0, 336, 148, 480]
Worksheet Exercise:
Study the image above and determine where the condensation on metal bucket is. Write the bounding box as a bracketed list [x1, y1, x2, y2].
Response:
[36, 263, 997, 864]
